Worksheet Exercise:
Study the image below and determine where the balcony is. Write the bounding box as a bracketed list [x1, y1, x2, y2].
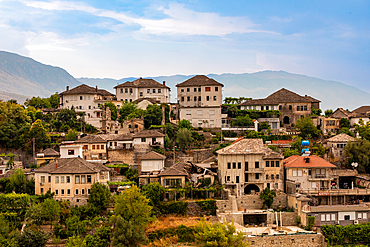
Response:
[245, 168, 265, 173]
[245, 178, 264, 183]
[150, 141, 162, 147]
[299, 188, 370, 196]
[308, 174, 333, 180]
[108, 146, 133, 151]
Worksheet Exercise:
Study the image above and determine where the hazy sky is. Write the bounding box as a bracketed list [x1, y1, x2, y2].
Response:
[1, 0, 370, 91]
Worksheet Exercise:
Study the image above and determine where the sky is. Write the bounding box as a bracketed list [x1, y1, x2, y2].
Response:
[0, 0, 370, 91]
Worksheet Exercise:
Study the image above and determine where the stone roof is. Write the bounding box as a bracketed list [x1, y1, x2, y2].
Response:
[114, 78, 170, 89]
[351, 106, 370, 118]
[139, 151, 166, 160]
[40, 148, 60, 157]
[240, 88, 320, 106]
[159, 161, 188, 177]
[310, 204, 370, 213]
[75, 135, 107, 144]
[103, 134, 133, 141]
[284, 155, 337, 168]
[326, 133, 356, 143]
[60, 84, 114, 96]
[133, 129, 165, 138]
[216, 138, 283, 159]
[176, 75, 224, 87]
[35, 157, 110, 174]
[331, 108, 352, 118]
[133, 97, 158, 104]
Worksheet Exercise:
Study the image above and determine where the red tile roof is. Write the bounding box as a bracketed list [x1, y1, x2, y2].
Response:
[284, 155, 336, 168]
[272, 140, 294, 145]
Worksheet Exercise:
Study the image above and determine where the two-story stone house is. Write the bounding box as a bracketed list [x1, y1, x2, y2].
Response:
[34, 157, 111, 205]
[239, 88, 320, 128]
[59, 84, 115, 128]
[284, 155, 337, 193]
[114, 78, 170, 103]
[217, 138, 284, 195]
[325, 133, 356, 162]
[176, 75, 224, 129]
[74, 135, 108, 161]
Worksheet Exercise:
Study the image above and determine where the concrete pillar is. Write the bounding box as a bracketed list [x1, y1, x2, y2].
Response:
[230, 196, 238, 212]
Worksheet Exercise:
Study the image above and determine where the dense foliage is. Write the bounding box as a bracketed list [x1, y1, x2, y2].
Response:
[321, 223, 370, 246]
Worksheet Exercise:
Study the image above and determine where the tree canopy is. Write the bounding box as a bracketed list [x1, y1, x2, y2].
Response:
[295, 116, 319, 139]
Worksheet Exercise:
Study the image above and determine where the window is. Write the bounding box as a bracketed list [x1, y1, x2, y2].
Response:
[297, 106, 300, 111]
[197, 110, 202, 116]
[326, 214, 331, 221]
[87, 175, 91, 183]
[74, 96, 77, 101]
[304, 106, 307, 111]
[82, 189, 85, 195]
[81, 175, 86, 183]
[92, 145, 96, 150]
[261, 106, 264, 110]
[147, 89, 150, 93]
[233, 162, 236, 169]
[41, 176, 45, 183]
[275, 183, 278, 189]
[181, 88, 184, 92]
[236, 176, 239, 183]
[331, 214, 335, 221]
[205, 87, 211, 92]
[194, 96, 197, 101]
[293, 170, 297, 176]
[266, 161, 270, 167]
[141, 138, 146, 142]
[198, 96, 201, 101]
[238, 162, 241, 169]
[227, 176, 230, 182]
[276, 174, 279, 179]
[245, 174, 248, 182]
[187, 88, 190, 92]
[289, 105, 292, 110]
[271, 161, 274, 167]
[120, 88, 123, 93]
[271, 174, 274, 179]
[83, 145, 88, 150]
[181, 97, 184, 102]
[210, 110, 215, 115]
[140, 92, 143, 96]
[213, 96, 217, 101]
[101, 145, 104, 149]
[266, 106, 269, 110]
[321, 214, 326, 222]
[129, 88, 133, 94]
[276, 161, 280, 167]
[67, 189, 70, 195]
[255, 174, 259, 179]
[210, 120, 214, 125]
[279, 105, 282, 110]
[215, 87, 218, 91]
[80, 96, 83, 100]
[227, 162, 231, 169]
[61, 176, 65, 183]
[186, 110, 191, 115]
[187, 96, 190, 101]
[55, 176, 59, 183]
[125, 88, 128, 93]
[152, 89, 156, 93]
[198, 88, 201, 92]
[255, 161, 259, 168]
[358, 213, 362, 219]
[194, 88, 197, 92]
[88, 189, 91, 194]
[75, 175, 80, 184]
[245, 162, 248, 171]
[66, 176, 70, 183]
[61, 189, 65, 195]
[48, 176, 51, 183]
[364, 213, 367, 219]
[266, 174, 269, 179]
[41, 188, 44, 194]
[298, 170, 303, 176]
[301, 106, 304, 111]
[68, 149, 75, 155]
[55, 189, 59, 195]
[206, 96, 210, 101]
[130, 99, 132, 102]
[97, 145, 100, 150]
[344, 215, 350, 220]
[75, 189, 79, 195]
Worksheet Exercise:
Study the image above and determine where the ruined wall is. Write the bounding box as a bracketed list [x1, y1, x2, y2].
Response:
[186, 201, 214, 216]
[108, 149, 135, 165]
[192, 148, 214, 163]
[235, 194, 287, 210]
[247, 233, 326, 247]
[266, 212, 298, 226]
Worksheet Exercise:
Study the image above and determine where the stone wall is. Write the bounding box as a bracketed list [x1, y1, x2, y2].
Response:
[246, 233, 326, 247]
[0, 147, 34, 165]
[192, 148, 214, 163]
[266, 212, 298, 226]
[236, 194, 287, 210]
[186, 201, 213, 216]
[107, 149, 135, 165]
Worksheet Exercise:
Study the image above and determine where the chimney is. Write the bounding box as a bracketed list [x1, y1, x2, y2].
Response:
[304, 157, 310, 163]
[96, 86, 98, 92]
[66, 86, 69, 91]
[56, 160, 58, 169]
[140, 77, 142, 79]
[163, 81, 166, 86]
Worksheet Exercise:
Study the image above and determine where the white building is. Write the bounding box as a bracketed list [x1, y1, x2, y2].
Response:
[60, 143, 83, 159]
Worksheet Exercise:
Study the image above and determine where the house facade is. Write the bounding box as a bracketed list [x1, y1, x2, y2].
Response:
[138, 151, 166, 186]
[59, 84, 115, 128]
[217, 138, 284, 195]
[325, 133, 356, 162]
[133, 129, 165, 149]
[114, 78, 170, 103]
[36, 148, 60, 166]
[176, 75, 224, 129]
[239, 88, 320, 128]
[74, 135, 108, 162]
[34, 157, 111, 206]
[59, 143, 83, 159]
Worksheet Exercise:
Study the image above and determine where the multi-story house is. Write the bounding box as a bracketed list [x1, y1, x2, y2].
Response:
[34, 157, 111, 205]
[325, 133, 356, 162]
[133, 129, 165, 149]
[114, 78, 170, 103]
[138, 151, 166, 186]
[217, 138, 284, 195]
[59, 84, 115, 128]
[176, 75, 224, 129]
[239, 88, 320, 128]
[74, 135, 108, 161]
[284, 155, 337, 193]
[36, 148, 60, 167]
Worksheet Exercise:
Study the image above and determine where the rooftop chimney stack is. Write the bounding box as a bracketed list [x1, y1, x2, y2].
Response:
[163, 81, 166, 86]
[96, 86, 98, 92]
[56, 160, 58, 169]
[66, 86, 69, 91]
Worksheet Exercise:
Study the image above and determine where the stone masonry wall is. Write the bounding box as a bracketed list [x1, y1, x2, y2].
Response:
[107, 149, 135, 165]
[186, 201, 212, 216]
[247, 233, 326, 247]
[236, 194, 287, 210]
[192, 148, 214, 163]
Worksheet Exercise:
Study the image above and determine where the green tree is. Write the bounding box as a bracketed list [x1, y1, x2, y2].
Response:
[25, 203, 44, 226]
[354, 119, 370, 140]
[41, 198, 61, 226]
[65, 235, 86, 247]
[177, 119, 192, 130]
[311, 107, 322, 116]
[110, 215, 146, 247]
[231, 115, 253, 127]
[337, 127, 354, 137]
[88, 183, 111, 213]
[142, 182, 165, 207]
[65, 129, 79, 141]
[119, 102, 138, 122]
[144, 104, 162, 129]
[114, 185, 152, 231]
[104, 102, 118, 121]
[344, 139, 370, 172]
[295, 116, 319, 139]
[49, 93, 60, 109]
[85, 226, 110, 247]
[176, 128, 193, 150]
[283, 148, 300, 158]
[259, 187, 276, 209]
[324, 109, 333, 117]
[8, 168, 27, 193]
[16, 228, 49, 247]
[340, 118, 351, 128]
[124, 168, 138, 184]
[165, 123, 174, 139]
[27, 119, 51, 150]
[194, 220, 247, 247]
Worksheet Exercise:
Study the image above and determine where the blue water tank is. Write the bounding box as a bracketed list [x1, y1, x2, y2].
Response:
[302, 140, 309, 146]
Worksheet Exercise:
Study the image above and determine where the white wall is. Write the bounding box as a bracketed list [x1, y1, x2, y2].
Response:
[141, 160, 164, 172]
[60, 145, 83, 158]
[338, 211, 356, 221]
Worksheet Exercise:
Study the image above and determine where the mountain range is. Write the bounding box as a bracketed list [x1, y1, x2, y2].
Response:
[0, 50, 368, 110]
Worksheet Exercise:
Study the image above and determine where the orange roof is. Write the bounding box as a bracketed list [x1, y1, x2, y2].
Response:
[284, 155, 337, 168]
[272, 140, 294, 144]
[231, 137, 244, 145]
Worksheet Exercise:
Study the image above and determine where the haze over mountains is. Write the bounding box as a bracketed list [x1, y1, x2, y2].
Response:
[0, 50, 368, 110]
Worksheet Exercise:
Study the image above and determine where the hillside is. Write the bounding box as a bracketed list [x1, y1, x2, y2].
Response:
[0, 91, 28, 105]
[0, 51, 79, 98]
[77, 71, 370, 111]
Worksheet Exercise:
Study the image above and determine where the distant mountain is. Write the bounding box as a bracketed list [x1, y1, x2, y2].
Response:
[0, 51, 79, 98]
[77, 71, 370, 111]
[0, 91, 28, 105]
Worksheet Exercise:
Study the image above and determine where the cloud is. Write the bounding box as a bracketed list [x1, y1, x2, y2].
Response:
[20, 0, 275, 36]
